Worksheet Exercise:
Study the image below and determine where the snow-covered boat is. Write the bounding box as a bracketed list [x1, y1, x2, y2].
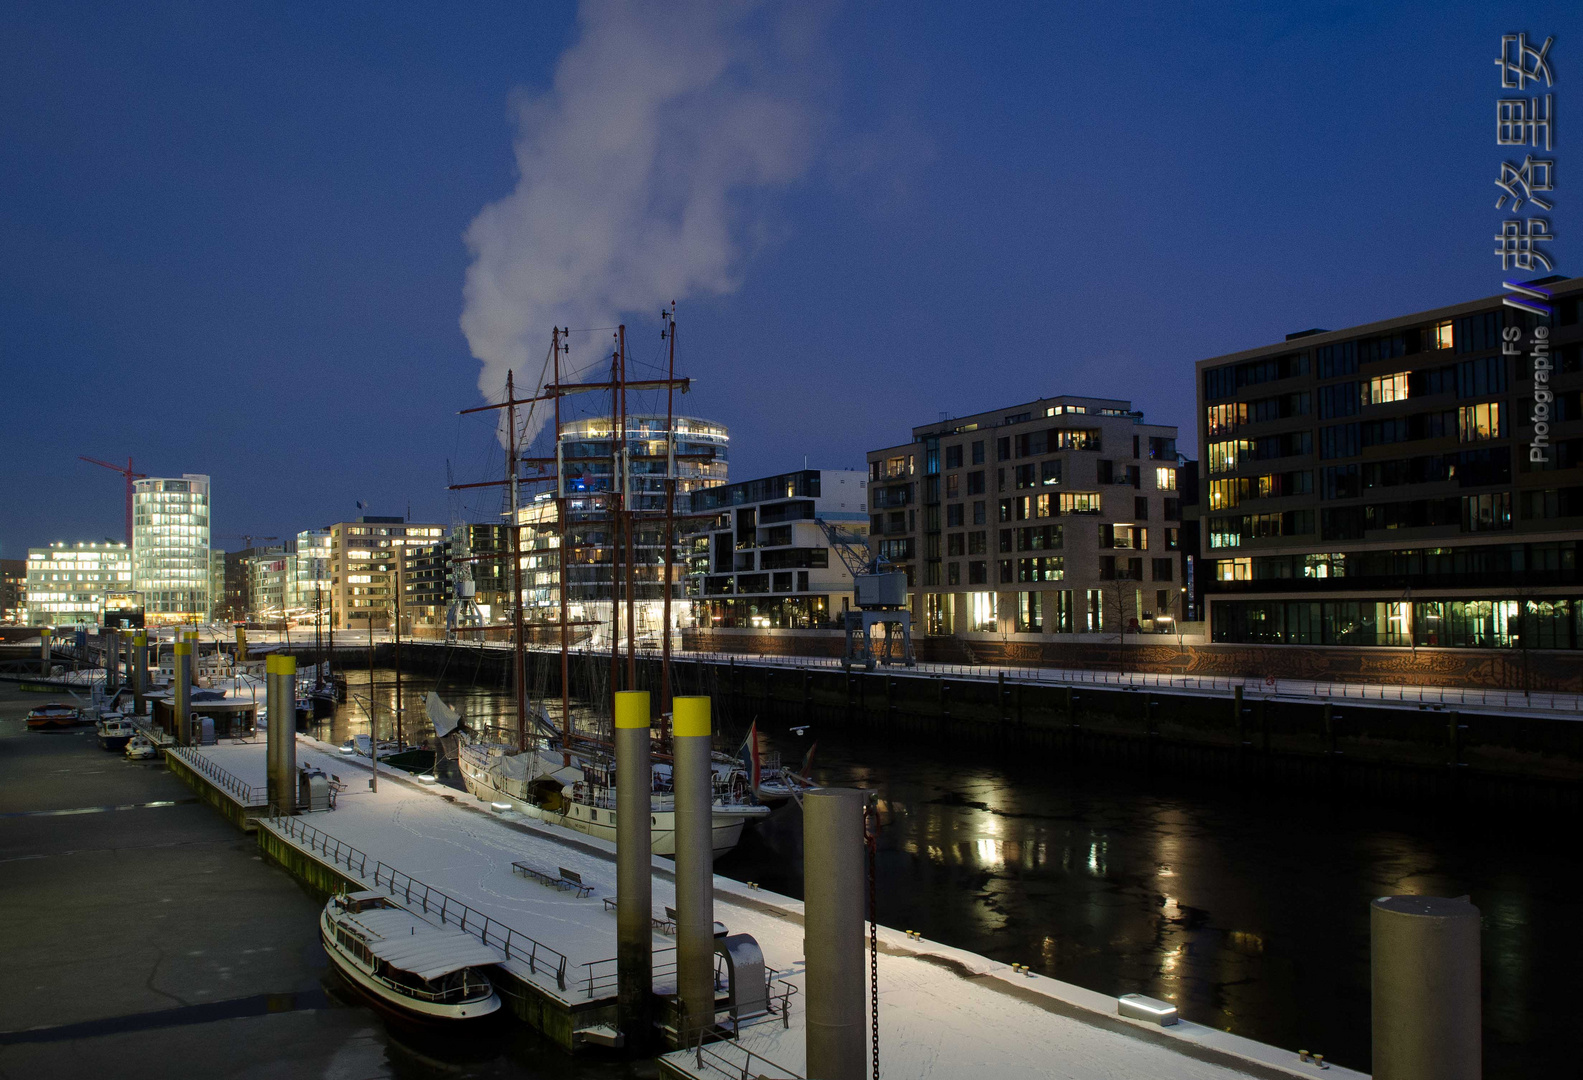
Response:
[320, 891, 502, 1023]
[457, 726, 769, 858]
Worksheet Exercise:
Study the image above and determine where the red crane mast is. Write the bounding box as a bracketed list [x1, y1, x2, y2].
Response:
[79, 456, 147, 547]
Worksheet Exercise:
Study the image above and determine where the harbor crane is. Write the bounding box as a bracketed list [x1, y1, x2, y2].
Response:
[814, 518, 916, 671]
[79, 456, 146, 546]
[215, 534, 281, 551]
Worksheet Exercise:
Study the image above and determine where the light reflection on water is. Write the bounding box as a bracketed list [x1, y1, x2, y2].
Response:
[314, 671, 1565, 1079]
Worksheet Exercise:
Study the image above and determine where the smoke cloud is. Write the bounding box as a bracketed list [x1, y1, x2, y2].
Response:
[460, 0, 827, 442]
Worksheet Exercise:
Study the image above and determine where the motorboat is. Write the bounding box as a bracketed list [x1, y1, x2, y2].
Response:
[125, 734, 159, 760]
[320, 891, 502, 1023]
[26, 703, 84, 730]
[97, 714, 137, 750]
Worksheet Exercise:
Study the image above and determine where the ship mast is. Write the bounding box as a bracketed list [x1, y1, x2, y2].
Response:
[553, 327, 571, 745]
[506, 370, 528, 750]
[660, 303, 677, 720]
[621, 325, 637, 692]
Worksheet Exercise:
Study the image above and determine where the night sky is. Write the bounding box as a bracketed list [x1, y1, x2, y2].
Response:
[1, 1, 1574, 557]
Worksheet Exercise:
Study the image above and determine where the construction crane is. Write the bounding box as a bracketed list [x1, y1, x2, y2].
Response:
[79, 456, 146, 547]
[215, 534, 280, 551]
[814, 518, 916, 671]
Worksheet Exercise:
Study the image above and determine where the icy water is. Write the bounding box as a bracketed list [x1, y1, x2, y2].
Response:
[318, 668, 1567, 1078]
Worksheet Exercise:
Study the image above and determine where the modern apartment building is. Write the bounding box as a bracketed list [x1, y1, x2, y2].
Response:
[289, 529, 333, 619]
[517, 414, 729, 639]
[326, 517, 447, 630]
[867, 397, 1184, 640]
[132, 473, 211, 623]
[403, 524, 509, 631]
[22, 542, 132, 626]
[1196, 276, 1583, 650]
[685, 469, 869, 628]
[1, 559, 25, 624]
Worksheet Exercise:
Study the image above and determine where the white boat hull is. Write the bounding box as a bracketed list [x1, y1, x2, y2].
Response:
[319, 910, 500, 1022]
[457, 749, 758, 858]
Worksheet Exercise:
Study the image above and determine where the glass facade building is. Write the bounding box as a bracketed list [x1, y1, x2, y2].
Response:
[518, 414, 728, 641]
[1196, 277, 1583, 649]
[23, 542, 133, 626]
[132, 474, 211, 624]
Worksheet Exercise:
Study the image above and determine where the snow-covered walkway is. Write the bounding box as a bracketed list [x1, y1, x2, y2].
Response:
[189, 737, 1363, 1080]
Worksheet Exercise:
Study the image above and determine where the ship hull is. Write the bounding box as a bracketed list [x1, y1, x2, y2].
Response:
[457, 747, 758, 858]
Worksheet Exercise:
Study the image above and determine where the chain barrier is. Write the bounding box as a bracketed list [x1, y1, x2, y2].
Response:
[865, 798, 880, 1080]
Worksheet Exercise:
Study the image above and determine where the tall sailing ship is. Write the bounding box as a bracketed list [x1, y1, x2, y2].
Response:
[448, 312, 773, 858]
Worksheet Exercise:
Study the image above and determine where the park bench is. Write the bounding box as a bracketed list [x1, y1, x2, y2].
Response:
[511, 861, 593, 898]
[602, 897, 676, 933]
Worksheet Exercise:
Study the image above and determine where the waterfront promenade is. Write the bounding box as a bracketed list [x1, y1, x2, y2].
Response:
[119, 626, 1583, 719]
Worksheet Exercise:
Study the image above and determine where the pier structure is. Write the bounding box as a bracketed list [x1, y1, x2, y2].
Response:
[157, 731, 1367, 1078]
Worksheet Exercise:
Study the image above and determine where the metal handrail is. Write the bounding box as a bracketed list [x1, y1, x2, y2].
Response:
[579, 945, 681, 999]
[265, 815, 569, 991]
[170, 746, 262, 805]
[691, 1024, 804, 1080]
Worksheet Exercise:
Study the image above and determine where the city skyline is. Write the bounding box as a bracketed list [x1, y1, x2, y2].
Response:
[2, 2, 1573, 559]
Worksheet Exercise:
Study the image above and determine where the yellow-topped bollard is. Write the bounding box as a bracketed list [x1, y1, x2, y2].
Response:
[266, 653, 297, 813]
[173, 640, 193, 744]
[672, 695, 711, 737]
[613, 690, 652, 1049]
[672, 695, 714, 1037]
[132, 632, 148, 715]
[236, 625, 248, 662]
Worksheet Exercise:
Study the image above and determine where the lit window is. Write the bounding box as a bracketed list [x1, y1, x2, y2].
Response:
[1458, 402, 1503, 443]
[1216, 557, 1252, 581]
[1364, 373, 1409, 405]
[1156, 467, 1177, 491]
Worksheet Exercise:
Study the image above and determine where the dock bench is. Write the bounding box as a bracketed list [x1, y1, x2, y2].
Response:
[511, 861, 593, 898]
[602, 897, 676, 934]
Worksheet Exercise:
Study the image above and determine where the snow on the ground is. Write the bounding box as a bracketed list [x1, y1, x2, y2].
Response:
[190, 738, 1363, 1079]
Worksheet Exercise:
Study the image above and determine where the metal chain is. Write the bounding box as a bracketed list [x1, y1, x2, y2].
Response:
[866, 802, 880, 1080]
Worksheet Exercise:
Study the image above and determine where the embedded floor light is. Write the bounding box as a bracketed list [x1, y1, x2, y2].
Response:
[1118, 993, 1178, 1026]
[490, 801, 512, 813]
[417, 773, 437, 784]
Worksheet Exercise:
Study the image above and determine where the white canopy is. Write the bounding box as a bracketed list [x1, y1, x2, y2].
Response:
[341, 907, 505, 981]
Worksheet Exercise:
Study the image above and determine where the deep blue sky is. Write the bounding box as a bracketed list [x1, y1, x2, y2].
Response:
[1, 1, 1574, 557]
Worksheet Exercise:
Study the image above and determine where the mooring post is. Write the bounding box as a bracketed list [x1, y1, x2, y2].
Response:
[673, 695, 715, 1038]
[804, 788, 868, 1080]
[236, 624, 248, 663]
[274, 654, 298, 811]
[39, 627, 51, 675]
[1372, 895, 1481, 1080]
[103, 627, 120, 694]
[173, 640, 192, 744]
[132, 632, 147, 716]
[614, 690, 652, 1048]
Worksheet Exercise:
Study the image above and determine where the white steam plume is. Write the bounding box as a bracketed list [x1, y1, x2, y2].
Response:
[460, 0, 826, 444]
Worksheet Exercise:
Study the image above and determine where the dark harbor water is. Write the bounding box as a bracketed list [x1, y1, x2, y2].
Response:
[323, 667, 1568, 1078]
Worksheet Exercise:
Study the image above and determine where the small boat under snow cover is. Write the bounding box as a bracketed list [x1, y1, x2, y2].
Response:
[320, 891, 502, 1023]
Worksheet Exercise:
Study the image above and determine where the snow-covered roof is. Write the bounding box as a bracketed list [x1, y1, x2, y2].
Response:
[337, 906, 505, 981]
